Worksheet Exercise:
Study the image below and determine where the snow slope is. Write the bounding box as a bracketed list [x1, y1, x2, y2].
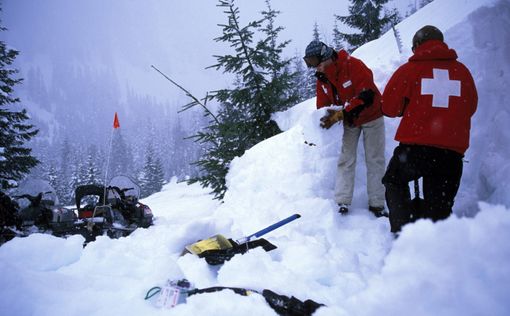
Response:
[1, 0, 510, 315]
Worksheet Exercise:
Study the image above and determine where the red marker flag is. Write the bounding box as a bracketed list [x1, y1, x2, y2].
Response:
[113, 112, 120, 129]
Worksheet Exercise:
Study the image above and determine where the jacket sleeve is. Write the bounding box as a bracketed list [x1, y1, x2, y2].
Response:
[462, 64, 478, 116]
[382, 63, 413, 117]
[349, 58, 378, 101]
[344, 58, 380, 111]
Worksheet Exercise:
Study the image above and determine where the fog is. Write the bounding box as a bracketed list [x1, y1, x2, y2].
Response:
[2, 0, 415, 184]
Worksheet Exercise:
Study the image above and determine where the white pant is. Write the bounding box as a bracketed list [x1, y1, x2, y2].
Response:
[335, 116, 386, 207]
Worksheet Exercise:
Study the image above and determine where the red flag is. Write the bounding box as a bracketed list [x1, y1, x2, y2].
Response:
[113, 112, 120, 129]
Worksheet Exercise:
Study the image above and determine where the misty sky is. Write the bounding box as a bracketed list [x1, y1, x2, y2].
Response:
[2, 0, 412, 103]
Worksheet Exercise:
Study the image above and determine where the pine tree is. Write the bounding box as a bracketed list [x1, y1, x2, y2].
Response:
[83, 146, 100, 185]
[108, 130, 133, 179]
[335, 0, 399, 51]
[69, 152, 85, 194]
[332, 20, 345, 51]
[139, 143, 165, 198]
[45, 161, 59, 193]
[152, 156, 165, 193]
[312, 22, 321, 41]
[0, 15, 39, 189]
[291, 53, 315, 103]
[420, 0, 434, 8]
[56, 138, 73, 204]
[188, 0, 298, 199]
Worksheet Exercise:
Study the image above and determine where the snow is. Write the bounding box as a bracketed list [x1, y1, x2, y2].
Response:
[1, 0, 510, 315]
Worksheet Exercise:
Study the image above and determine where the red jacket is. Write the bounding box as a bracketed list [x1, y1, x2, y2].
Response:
[382, 40, 478, 154]
[316, 50, 382, 126]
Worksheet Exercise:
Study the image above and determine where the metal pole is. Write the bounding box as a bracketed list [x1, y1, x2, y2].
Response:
[102, 127, 115, 206]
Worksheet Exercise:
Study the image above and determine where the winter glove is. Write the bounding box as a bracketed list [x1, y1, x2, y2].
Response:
[343, 89, 375, 126]
[320, 108, 344, 129]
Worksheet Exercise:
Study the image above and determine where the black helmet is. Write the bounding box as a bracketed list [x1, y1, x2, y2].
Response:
[412, 25, 444, 51]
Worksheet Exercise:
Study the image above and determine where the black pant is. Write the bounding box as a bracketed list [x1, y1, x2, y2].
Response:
[382, 144, 463, 233]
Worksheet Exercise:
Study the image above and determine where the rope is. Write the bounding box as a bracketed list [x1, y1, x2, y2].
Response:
[144, 286, 161, 300]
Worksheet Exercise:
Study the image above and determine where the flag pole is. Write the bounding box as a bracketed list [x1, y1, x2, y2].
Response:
[103, 112, 120, 205]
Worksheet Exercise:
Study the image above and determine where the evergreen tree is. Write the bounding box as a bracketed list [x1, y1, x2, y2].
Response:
[108, 130, 133, 179]
[152, 156, 165, 193]
[188, 0, 298, 199]
[312, 22, 321, 41]
[139, 143, 165, 198]
[56, 138, 73, 204]
[332, 20, 345, 51]
[83, 146, 100, 185]
[69, 151, 85, 194]
[45, 161, 59, 193]
[291, 53, 315, 103]
[0, 15, 39, 189]
[335, 0, 399, 51]
[420, 0, 434, 8]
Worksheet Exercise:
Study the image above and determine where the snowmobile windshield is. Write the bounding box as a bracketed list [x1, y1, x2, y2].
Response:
[108, 176, 140, 200]
[12, 179, 59, 208]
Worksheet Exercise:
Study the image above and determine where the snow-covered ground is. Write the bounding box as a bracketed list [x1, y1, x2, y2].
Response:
[1, 0, 510, 315]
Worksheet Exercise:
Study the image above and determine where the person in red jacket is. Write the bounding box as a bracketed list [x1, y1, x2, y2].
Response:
[381, 25, 478, 233]
[303, 40, 386, 217]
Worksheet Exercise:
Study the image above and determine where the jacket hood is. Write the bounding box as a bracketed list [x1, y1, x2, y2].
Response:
[409, 40, 458, 62]
[336, 49, 349, 61]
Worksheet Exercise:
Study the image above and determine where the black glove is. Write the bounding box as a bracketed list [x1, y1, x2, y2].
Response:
[357, 89, 375, 106]
[343, 89, 376, 125]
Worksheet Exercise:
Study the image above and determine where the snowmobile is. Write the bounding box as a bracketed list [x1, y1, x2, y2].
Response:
[74, 175, 154, 242]
[0, 179, 77, 244]
[0, 176, 154, 246]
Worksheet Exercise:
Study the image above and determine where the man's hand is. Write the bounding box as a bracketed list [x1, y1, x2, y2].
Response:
[320, 109, 344, 129]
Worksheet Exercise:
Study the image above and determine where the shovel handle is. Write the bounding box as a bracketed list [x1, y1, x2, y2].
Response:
[240, 214, 301, 243]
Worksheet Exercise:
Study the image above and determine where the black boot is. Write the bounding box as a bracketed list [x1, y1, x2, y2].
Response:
[369, 206, 388, 218]
[338, 204, 349, 215]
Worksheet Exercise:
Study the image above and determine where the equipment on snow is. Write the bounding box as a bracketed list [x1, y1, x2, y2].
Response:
[183, 214, 300, 265]
[145, 278, 324, 316]
[0, 176, 154, 246]
[0, 191, 19, 243]
[74, 175, 154, 242]
[236, 213, 301, 244]
[0, 179, 78, 244]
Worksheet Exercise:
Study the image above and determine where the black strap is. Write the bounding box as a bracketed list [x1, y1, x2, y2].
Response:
[188, 286, 256, 297]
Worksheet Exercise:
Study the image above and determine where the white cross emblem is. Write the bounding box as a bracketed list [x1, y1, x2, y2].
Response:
[421, 68, 461, 108]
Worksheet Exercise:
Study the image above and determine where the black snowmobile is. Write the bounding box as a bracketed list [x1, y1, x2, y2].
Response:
[1, 176, 154, 245]
[0, 179, 77, 244]
[74, 175, 154, 242]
